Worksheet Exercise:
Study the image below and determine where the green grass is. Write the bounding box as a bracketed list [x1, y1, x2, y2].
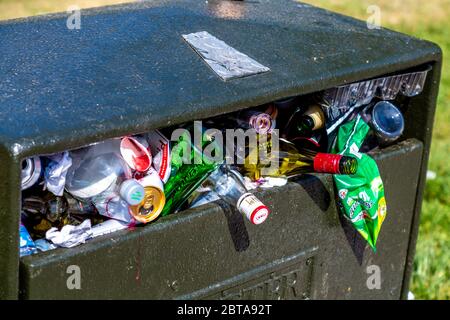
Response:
[0, 0, 448, 300]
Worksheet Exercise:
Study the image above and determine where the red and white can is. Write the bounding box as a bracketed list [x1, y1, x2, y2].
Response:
[146, 130, 171, 183]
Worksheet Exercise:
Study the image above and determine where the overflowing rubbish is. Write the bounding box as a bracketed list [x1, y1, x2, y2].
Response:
[332, 115, 387, 251]
[18, 67, 429, 256]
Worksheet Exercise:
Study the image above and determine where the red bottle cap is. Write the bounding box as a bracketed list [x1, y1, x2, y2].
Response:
[313, 153, 342, 174]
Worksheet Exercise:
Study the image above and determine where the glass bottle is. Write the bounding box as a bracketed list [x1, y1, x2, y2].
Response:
[203, 166, 270, 224]
[161, 128, 221, 216]
[284, 104, 325, 139]
[243, 136, 358, 180]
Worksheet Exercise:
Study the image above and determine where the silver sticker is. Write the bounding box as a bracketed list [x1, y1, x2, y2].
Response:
[182, 31, 270, 81]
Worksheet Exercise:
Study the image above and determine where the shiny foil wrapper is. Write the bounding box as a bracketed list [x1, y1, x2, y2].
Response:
[182, 31, 270, 81]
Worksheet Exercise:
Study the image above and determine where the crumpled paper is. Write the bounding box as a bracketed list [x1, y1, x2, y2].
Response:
[46, 219, 92, 248]
[44, 152, 72, 196]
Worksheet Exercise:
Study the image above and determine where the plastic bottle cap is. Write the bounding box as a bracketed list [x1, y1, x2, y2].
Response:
[120, 179, 145, 206]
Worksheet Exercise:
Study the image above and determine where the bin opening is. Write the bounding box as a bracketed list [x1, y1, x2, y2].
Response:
[19, 65, 430, 257]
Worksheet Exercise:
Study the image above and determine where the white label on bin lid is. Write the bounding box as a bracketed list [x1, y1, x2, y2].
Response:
[182, 31, 270, 81]
[237, 193, 270, 225]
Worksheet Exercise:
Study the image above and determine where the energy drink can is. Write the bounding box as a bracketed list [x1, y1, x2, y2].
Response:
[21, 156, 42, 190]
[131, 169, 166, 224]
[146, 130, 171, 183]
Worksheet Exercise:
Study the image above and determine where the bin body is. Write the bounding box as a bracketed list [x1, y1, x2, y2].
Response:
[0, 0, 441, 299]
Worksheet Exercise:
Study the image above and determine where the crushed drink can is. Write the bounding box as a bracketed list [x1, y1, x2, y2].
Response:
[120, 136, 152, 173]
[21, 156, 42, 190]
[130, 169, 166, 224]
[146, 130, 171, 183]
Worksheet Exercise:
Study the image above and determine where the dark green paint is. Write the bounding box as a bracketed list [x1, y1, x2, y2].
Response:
[0, 0, 441, 299]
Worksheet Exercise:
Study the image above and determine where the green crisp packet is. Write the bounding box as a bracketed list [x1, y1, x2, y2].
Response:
[332, 115, 387, 251]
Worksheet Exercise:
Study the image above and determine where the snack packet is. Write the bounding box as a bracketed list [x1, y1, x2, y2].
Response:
[332, 115, 387, 251]
[20, 222, 37, 257]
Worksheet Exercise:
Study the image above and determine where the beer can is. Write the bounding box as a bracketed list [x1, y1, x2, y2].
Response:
[21, 156, 42, 190]
[146, 130, 171, 183]
[131, 169, 166, 224]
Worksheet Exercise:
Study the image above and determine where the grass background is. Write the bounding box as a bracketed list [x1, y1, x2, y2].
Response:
[0, 0, 448, 300]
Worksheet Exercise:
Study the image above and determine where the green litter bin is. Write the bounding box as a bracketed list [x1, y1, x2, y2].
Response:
[0, 0, 441, 299]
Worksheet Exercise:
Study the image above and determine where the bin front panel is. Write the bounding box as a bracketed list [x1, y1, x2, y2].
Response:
[20, 139, 423, 300]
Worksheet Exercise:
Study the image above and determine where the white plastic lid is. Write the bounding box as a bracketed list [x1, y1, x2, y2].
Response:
[120, 179, 145, 206]
[237, 193, 270, 225]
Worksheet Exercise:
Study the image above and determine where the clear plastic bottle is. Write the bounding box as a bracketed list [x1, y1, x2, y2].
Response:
[65, 140, 145, 223]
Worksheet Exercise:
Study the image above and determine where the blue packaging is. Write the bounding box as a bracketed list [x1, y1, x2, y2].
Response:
[20, 223, 37, 257]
